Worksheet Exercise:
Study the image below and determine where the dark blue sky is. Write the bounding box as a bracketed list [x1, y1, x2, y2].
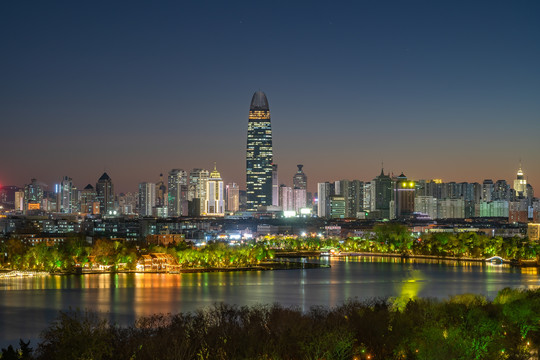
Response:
[1, 1, 539, 193]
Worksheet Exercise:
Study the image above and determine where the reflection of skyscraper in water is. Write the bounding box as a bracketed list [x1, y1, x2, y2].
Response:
[246, 91, 273, 211]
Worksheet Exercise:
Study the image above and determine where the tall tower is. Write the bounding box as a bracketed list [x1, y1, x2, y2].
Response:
[272, 164, 279, 207]
[293, 164, 307, 190]
[138, 182, 156, 217]
[514, 165, 527, 198]
[57, 176, 73, 213]
[246, 91, 273, 211]
[168, 169, 188, 217]
[205, 164, 224, 216]
[96, 172, 114, 215]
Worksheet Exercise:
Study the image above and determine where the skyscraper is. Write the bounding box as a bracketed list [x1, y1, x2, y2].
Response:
[317, 182, 334, 218]
[246, 91, 273, 211]
[138, 182, 156, 217]
[96, 172, 114, 215]
[272, 164, 279, 207]
[204, 164, 224, 216]
[514, 166, 527, 198]
[57, 176, 73, 213]
[188, 168, 209, 201]
[226, 183, 240, 212]
[168, 169, 188, 217]
[293, 164, 307, 190]
[370, 169, 393, 219]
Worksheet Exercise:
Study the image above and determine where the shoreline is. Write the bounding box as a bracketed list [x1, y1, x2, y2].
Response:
[2, 251, 537, 277]
[1, 260, 328, 277]
[276, 250, 538, 267]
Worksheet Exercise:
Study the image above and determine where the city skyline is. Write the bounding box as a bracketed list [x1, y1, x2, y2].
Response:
[1, 1, 540, 192]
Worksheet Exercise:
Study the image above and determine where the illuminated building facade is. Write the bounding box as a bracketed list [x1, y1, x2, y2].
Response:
[293, 164, 307, 190]
[317, 182, 334, 218]
[280, 185, 294, 211]
[24, 178, 43, 212]
[246, 91, 273, 211]
[394, 173, 415, 219]
[226, 183, 240, 212]
[168, 169, 188, 217]
[188, 168, 209, 202]
[204, 165, 224, 216]
[138, 182, 156, 217]
[57, 176, 73, 213]
[514, 166, 527, 198]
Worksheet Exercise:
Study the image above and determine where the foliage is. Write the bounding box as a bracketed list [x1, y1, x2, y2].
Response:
[262, 223, 539, 261]
[5, 288, 539, 359]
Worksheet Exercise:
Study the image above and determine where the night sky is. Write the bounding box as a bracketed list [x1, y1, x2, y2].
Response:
[1, 1, 540, 194]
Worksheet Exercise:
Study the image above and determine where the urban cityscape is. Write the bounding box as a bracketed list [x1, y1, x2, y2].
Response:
[2, 1, 540, 359]
[1, 92, 537, 241]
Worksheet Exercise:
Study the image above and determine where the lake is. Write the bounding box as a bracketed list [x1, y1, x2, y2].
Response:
[1, 256, 539, 347]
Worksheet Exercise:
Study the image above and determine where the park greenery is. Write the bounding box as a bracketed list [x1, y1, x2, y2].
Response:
[3, 287, 540, 359]
[0, 237, 274, 272]
[0, 223, 538, 272]
[264, 223, 540, 261]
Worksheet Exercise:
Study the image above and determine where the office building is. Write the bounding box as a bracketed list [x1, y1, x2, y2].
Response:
[204, 165, 224, 216]
[226, 183, 240, 212]
[246, 91, 273, 211]
[96, 172, 114, 215]
[139, 182, 156, 217]
[168, 169, 188, 217]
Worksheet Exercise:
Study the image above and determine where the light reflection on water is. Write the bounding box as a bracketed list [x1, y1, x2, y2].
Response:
[0, 257, 539, 347]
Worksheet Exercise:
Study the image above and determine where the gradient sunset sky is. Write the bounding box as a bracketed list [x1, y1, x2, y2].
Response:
[1, 1, 539, 193]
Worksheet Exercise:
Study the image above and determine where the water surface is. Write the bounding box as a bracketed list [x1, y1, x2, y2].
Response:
[1, 257, 539, 347]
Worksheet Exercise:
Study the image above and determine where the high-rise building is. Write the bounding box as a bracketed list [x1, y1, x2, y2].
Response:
[293, 188, 307, 213]
[493, 180, 511, 201]
[317, 182, 334, 218]
[280, 185, 294, 211]
[96, 172, 114, 215]
[335, 179, 364, 218]
[57, 176, 73, 213]
[293, 164, 307, 190]
[246, 91, 273, 211]
[481, 179, 494, 202]
[514, 166, 527, 198]
[226, 183, 240, 212]
[272, 164, 279, 207]
[168, 169, 188, 217]
[189, 169, 209, 201]
[394, 173, 415, 219]
[204, 165, 224, 216]
[138, 182, 156, 217]
[156, 173, 167, 207]
[0, 186, 19, 210]
[414, 196, 438, 219]
[188, 168, 209, 216]
[80, 184, 96, 214]
[117, 192, 137, 215]
[370, 169, 393, 219]
[330, 196, 346, 219]
[24, 178, 43, 212]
